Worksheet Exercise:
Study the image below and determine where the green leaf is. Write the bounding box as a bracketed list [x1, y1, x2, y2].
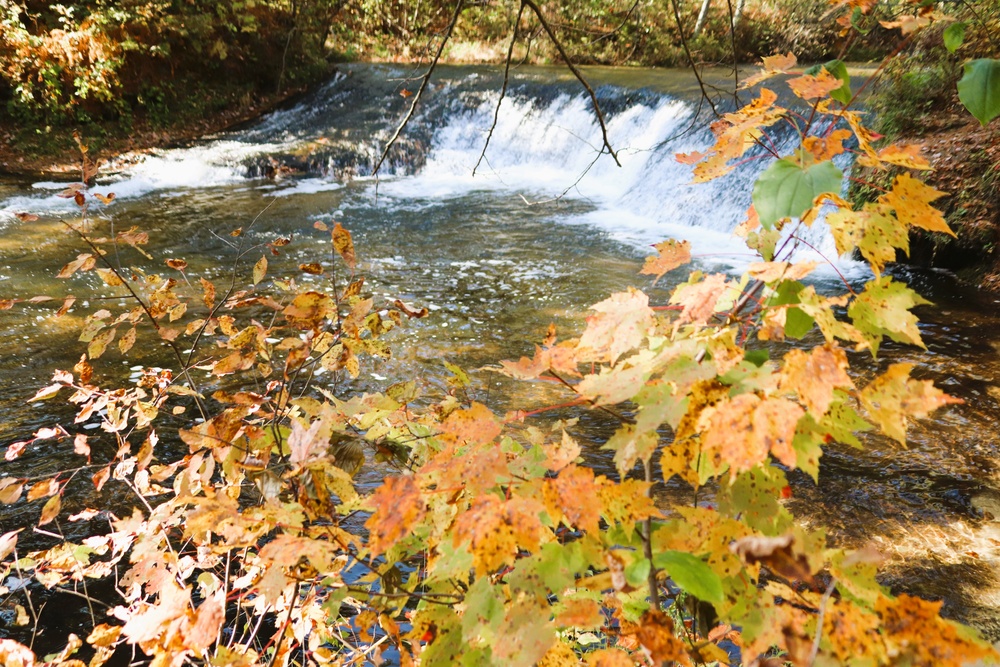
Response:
[957, 58, 1000, 126]
[753, 159, 844, 228]
[625, 557, 651, 588]
[744, 349, 769, 367]
[652, 550, 724, 604]
[824, 59, 852, 105]
[767, 280, 815, 339]
[943, 22, 966, 53]
[850, 6, 872, 34]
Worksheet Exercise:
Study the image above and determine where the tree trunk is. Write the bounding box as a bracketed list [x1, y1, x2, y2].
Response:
[733, 0, 746, 30]
[694, 0, 712, 36]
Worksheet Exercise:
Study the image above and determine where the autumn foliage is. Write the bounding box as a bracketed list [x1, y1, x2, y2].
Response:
[2, 3, 1000, 667]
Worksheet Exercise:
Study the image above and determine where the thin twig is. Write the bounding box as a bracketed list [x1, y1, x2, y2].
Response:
[522, 0, 621, 166]
[642, 457, 661, 610]
[808, 579, 837, 666]
[668, 0, 721, 118]
[373, 0, 465, 178]
[473, 2, 525, 176]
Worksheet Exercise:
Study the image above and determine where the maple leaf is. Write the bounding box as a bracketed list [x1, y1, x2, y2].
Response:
[797, 286, 866, 348]
[634, 611, 692, 666]
[365, 475, 427, 555]
[877, 593, 998, 666]
[802, 128, 852, 162]
[452, 495, 548, 575]
[255, 534, 340, 602]
[438, 401, 502, 445]
[577, 288, 653, 364]
[848, 276, 929, 356]
[856, 142, 932, 171]
[687, 89, 786, 183]
[879, 172, 954, 236]
[787, 67, 844, 100]
[548, 464, 603, 533]
[493, 601, 557, 666]
[577, 349, 658, 405]
[544, 430, 582, 472]
[779, 344, 854, 416]
[670, 273, 729, 329]
[828, 203, 909, 275]
[640, 239, 691, 284]
[859, 363, 961, 444]
[598, 478, 658, 525]
[700, 394, 803, 476]
[604, 422, 659, 475]
[739, 52, 798, 89]
[817, 100, 879, 159]
[748, 260, 818, 283]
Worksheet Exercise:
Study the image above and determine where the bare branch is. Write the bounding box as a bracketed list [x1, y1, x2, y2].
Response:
[521, 0, 621, 167]
[473, 2, 525, 176]
[372, 0, 465, 178]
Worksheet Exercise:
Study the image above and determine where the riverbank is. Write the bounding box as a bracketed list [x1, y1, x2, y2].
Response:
[0, 85, 310, 179]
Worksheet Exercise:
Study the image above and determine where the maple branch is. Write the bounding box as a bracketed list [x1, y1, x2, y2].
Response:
[548, 369, 633, 425]
[473, 2, 524, 176]
[61, 220, 208, 420]
[521, 0, 621, 166]
[642, 457, 661, 610]
[373, 0, 465, 178]
[807, 578, 837, 666]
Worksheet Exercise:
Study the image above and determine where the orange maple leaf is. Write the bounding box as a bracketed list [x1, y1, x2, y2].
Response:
[365, 475, 427, 555]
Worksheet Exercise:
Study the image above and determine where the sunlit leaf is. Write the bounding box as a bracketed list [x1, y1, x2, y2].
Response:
[859, 363, 961, 444]
[653, 551, 724, 604]
[752, 158, 843, 228]
[38, 494, 61, 526]
[252, 256, 267, 285]
[332, 223, 356, 269]
[640, 239, 691, 284]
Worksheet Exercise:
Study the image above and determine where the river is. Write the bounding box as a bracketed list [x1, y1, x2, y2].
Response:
[2, 63, 1000, 643]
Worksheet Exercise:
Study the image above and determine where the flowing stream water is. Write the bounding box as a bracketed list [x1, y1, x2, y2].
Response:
[2, 63, 1000, 644]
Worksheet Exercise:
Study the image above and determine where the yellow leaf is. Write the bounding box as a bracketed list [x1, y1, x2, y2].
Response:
[452, 495, 548, 575]
[38, 494, 61, 526]
[577, 288, 653, 364]
[787, 68, 843, 100]
[879, 173, 954, 236]
[332, 222, 356, 269]
[739, 51, 797, 89]
[859, 363, 961, 444]
[95, 268, 124, 287]
[779, 344, 854, 416]
[252, 255, 267, 285]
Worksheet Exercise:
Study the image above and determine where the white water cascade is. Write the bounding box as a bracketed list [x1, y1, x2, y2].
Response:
[0, 65, 855, 273]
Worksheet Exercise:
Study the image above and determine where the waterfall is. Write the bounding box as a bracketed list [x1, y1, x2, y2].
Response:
[0, 64, 853, 272]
